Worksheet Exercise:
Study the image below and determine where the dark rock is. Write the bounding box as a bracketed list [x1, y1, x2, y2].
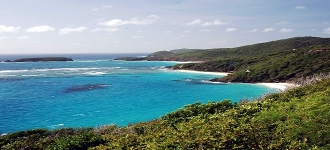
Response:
[13, 57, 73, 62]
[164, 66, 172, 69]
[62, 84, 109, 93]
[114, 57, 147, 61]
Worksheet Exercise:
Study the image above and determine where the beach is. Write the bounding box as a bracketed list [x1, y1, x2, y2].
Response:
[256, 83, 297, 91]
[174, 69, 296, 91]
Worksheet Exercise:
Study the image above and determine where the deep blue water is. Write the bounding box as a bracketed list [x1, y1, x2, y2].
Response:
[0, 53, 276, 134]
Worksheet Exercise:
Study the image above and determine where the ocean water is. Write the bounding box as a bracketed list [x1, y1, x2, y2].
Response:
[0, 53, 276, 134]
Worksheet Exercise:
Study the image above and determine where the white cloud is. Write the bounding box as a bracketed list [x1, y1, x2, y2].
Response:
[92, 28, 118, 32]
[0, 25, 20, 33]
[59, 26, 88, 34]
[295, 6, 306, 9]
[202, 20, 229, 26]
[225, 28, 237, 32]
[323, 27, 330, 34]
[280, 28, 294, 33]
[250, 29, 258, 32]
[18, 36, 31, 39]
[26, 25, 55, 32]
[277, 21, 288, 25]
[99, 15, 159, 27]
[186, 19, 202, 26]
[185, 19, 229, 26]
[262, 28, 275, 32]
[91, 8, 98, 11]
[99, 19, 124, 26]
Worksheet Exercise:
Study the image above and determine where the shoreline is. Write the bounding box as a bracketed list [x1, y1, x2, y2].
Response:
[173, 69, 297, 91]
[255, 82, 297, 91]
[174, 69, 231, 76]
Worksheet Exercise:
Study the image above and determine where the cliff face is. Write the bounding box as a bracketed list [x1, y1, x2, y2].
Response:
[7, 57, 73, 62]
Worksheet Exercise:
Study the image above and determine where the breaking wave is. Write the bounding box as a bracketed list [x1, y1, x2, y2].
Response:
[0, 66, 166, 79]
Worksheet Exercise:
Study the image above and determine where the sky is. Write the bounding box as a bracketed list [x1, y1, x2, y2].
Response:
[0, 0, 330, 54]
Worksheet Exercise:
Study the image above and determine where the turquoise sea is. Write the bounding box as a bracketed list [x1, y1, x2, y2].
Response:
[0, 53, 277, 134]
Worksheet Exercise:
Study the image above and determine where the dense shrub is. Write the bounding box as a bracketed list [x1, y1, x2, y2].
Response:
[47, 130, 105, 150]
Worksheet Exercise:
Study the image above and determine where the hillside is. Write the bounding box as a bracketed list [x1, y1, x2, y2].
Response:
[116, 36, 330, 62]
[115, 37, 330, 83]
[169, 36, 330, 82]
[1, 75, 330, 149]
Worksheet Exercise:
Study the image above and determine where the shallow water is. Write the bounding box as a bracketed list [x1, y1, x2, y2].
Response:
[0, 54, 276, 134]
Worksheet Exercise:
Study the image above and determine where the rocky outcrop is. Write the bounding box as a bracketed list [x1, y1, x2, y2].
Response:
[6, 57, 73, 62]
[62, 84, 109, 93]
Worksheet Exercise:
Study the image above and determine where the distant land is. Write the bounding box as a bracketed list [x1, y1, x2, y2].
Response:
[4, 57, 73, 62]
[116, 36, 330, 83]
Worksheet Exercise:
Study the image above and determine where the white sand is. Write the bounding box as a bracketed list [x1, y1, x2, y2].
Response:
[174, 69, 297, 91]
[256, 83, 296, 91]
[175, 70, 230, 76]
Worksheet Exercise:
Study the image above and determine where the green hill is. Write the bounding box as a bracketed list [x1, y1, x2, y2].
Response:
[115, 36, 330, 83]
[141, 36, 330, 61]
[169, 48, 204, 53]
[170, 36, 330, 82]
[1, 75, 330, 149]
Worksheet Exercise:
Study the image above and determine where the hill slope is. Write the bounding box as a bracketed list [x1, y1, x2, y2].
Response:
[133, 36, 330, 61]
[115, 36, 330, 82]
[170, 36, 330, 82]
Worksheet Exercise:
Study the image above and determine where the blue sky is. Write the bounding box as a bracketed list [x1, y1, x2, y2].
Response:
[0, 0, 330, 54]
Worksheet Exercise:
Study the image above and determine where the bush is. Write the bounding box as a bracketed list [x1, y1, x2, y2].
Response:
[47, 130, 105, 150]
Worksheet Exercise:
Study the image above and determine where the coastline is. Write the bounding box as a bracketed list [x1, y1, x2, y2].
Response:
[174, 69, 231, 76]
[173, 69, 297, 91]
[256, 82, 297, 91]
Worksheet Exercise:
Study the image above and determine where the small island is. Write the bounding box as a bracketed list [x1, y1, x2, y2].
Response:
[4, 57, 73, 62]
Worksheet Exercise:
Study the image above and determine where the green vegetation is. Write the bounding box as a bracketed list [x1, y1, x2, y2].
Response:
[1, 75, 330, 149]
[0, 128, 104, 150]
[170, 36, 330, 82]
[116, 36, 330, 83]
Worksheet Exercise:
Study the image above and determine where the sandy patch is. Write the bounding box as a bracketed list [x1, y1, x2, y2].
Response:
[256, 83, 297, 91]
